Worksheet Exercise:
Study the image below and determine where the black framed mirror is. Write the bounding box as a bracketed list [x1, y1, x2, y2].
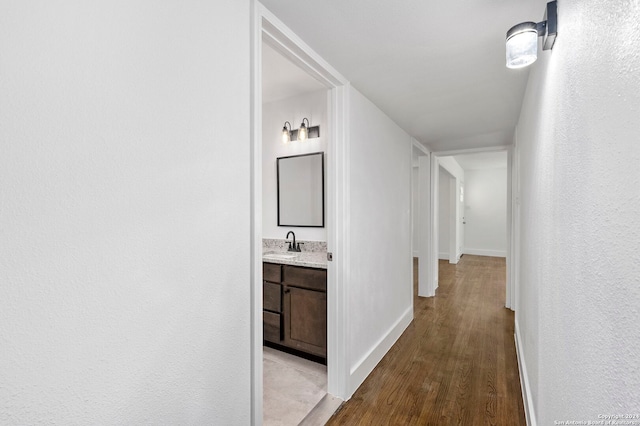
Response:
[277, 152, 325, 227]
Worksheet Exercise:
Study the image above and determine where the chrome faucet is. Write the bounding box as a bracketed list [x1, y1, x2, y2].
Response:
[286, 231, 302, 252]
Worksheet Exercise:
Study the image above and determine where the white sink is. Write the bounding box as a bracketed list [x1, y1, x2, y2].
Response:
[263, 251, 299, 260]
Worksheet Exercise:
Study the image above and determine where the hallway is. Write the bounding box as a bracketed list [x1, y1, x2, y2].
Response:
[327, 256, 525, 425]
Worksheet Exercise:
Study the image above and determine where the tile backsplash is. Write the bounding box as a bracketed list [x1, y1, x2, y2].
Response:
[263, 238, 327, 253]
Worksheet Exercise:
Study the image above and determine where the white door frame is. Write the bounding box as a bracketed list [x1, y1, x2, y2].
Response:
[508, 140, 519, 311]
[421, 155, 461, 297]
[426, 146, 515, 307]
[412, 140, 433, 298]
[439, 166, 457, 265]
[448, 174, 457, 265]
[251, 3, 350, 424]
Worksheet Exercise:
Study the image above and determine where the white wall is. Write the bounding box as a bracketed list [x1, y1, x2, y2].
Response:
[0, 2, 251, 424]
[347, 87, 413, 396]
[262, 90, 328, 241]
[514, 0, 640, 423]
[438, 168, 451, 259]
[439, 156, 464, 182]
[463, 168, 507, 257]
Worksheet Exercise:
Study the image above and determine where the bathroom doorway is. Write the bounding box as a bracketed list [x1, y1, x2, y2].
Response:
[261, 40, 329, 425]
[251, 5, 349, 425]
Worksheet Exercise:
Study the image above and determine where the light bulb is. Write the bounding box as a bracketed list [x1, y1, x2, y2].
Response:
[282, 124, 291, 144]
[298, 122, 307, 141]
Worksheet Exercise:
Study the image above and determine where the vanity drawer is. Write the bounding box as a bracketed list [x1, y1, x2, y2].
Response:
[283, 265, 327, 292]
[263, 311, 282, 343]
[263, 262, 282, 283]
[263, 281, 282, 312]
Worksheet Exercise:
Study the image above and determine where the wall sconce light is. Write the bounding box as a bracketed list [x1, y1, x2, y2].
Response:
[282, 121, 292, 144]
[506, 0, 557, 69]
[280, 118, 320, 143]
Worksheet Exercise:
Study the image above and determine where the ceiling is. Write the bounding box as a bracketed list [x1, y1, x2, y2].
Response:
[260, 0, 544, 151]
[262, 42, 326, 104]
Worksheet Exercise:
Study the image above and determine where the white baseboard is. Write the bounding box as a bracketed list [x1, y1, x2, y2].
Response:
[438, 251, 449, 260]
[515, 320, 536, 426]
[463, 248, 507, 258]
[348, 306, 413, 398]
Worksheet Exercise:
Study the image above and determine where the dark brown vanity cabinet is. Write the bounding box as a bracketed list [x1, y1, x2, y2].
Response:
[263, 262, 327, 359]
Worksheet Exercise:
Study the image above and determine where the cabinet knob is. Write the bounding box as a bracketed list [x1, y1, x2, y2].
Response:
[284, 289, 290, 294]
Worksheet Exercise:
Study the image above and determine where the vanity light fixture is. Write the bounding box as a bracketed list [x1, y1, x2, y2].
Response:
[281, 121, 292, 144]
[506, 0, 557, 69]
[280, 118, 320, 143]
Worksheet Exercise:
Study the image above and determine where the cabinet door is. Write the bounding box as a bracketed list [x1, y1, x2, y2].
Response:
[283, 286, 327, 358]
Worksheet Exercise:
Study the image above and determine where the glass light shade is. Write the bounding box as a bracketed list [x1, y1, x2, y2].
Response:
[298, 124, 307, 141]
[506, 24, 538, 69]
[282, 128, 290, 144]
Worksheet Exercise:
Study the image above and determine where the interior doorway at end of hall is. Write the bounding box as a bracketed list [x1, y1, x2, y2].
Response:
[432, 150, 511, 307]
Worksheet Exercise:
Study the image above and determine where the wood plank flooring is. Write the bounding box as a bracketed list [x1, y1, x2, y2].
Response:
[326, 255, 525, 425]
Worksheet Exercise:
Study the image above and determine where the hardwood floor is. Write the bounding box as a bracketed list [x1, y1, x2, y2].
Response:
[327, 255, 525, 425]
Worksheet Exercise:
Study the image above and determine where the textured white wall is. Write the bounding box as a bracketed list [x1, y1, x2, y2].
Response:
[0, 1, 251, 424]
[348, 87, 412, 396]
[262, 90, 328, 241]
[438, 168, 451, 259]
[463, 168, 507, 257]
[515, 0, 640, 423]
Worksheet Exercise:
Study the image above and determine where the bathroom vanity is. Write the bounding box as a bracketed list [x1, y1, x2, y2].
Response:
[262, 257, 327, 360]
[263, 151, 327, 360]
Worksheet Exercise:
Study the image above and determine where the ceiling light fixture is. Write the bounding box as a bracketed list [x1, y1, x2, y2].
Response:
[506, 1, 557, 69]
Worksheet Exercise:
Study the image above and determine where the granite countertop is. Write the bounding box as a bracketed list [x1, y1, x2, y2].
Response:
[262, 250, 328, 269]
